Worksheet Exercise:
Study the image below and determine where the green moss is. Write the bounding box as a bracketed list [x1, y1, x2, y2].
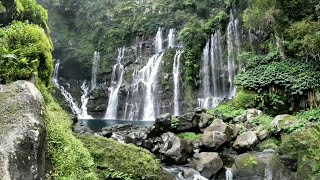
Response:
[236, 154, 258, 170]
[37, 82, 97, 179]
[284, 108, 320, 133]
[257, 138, 279, 151]
[171, 117, 179, 129]
[279, 126, 320, 179]
[208, 101, 246, 120]
[176, 132, 202, 141]
[235, 89, 259, 109]
[0, 22, 53, 85]
[251, 115, 274, 131]
[79, 135, 165, 180]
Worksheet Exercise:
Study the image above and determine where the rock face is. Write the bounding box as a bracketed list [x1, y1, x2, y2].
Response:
[232, 152, 296, 180]
[193, 152, 223, 179]
[0, 81, 46, 180]
[159, 132, 193, 164]
[233, 131, 259, 150]
[202, 119, 234, 149]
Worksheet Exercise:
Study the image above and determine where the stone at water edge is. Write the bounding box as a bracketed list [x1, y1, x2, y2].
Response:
[202, 119, 234, 149]
[232, 152, 296, 180]
[193, 152, 223, 179]
[233, 131, 259, 150]
[176, 112, 200, 132]
[148, 113, 172, 138]
[0, 81, 46, 180]
[159, 132, 193, 164]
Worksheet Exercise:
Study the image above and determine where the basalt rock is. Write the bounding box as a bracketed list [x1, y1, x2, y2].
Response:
[193, 152, 223, 179]
[233, 131, 259, 151]
[0, 81, 47, 180]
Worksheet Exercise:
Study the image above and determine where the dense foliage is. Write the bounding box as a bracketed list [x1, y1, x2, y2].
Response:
[79, 135, 166, 180]
[0, 0, 52, 85]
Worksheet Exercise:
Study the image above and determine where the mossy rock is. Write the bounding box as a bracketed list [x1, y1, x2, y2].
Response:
[79, 135, 171, 180]
[235, 89, 259, 109]
[208, 101, 246, 121]
[279, 126, 320, 179]
[256, 138, 279, 151]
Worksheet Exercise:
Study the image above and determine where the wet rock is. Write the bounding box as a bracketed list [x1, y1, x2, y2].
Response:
[176, 113, 200, 132]
[180, 167, 202, 180]
[193, 152, 223, 179]
[194, 107, 207, 114]
[197, 112, 214, 130]
[202, 119, 234, 149]
[159, 132, 194, 164]
[232, 152, 296, 180]
[148, 113, 172, 137]
[0, 81, 46, 179]
[74, 121, 94, 134]
[233, 131, 259, 150]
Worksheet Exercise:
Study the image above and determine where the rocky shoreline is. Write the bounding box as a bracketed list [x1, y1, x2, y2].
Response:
[74, 107, 298, 179]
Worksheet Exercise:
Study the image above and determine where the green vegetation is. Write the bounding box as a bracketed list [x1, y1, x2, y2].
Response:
[257, 138, 279, 151]
[79, 135, 165, 180]
[171, 117, 179, 129]
[280, 125, 320, 179]
[283, 108, 320, 133]
[251, 115, 274, 131]
[208, 101, 246, 120]
[37, 82, 97, 179]
[236, 154, 258, 170]
[0, 22, 53, 85]
[176, 132, 203, 141]
[235, 89, 259, 109]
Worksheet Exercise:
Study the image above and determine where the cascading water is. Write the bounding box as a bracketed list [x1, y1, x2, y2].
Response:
[105, 47, 125, 119]
[168, 28, 176, 48]
[91, 51, 100, 90]
[123, 28, 165, 120]
[198, 9, 241, 109]
[173, 50, 182, 116]
[79, 81, 92, 119]
[52, 60, 92, 119]
[225, 168, 233, 180]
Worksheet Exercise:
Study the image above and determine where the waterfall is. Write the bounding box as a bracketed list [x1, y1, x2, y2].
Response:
[168, 28, 176, 48]
[225, 168, 233, 180]
[173, 50, 182, 116]
[79, 81, 92, 119]
[227, 10, 241, 98]
[52, 59, 60, 87]
[91, 51, 100, 90]
[198, 9, 241, 109]
[52, 60, 92, 119]
[105, 47, 125, 119]
[123, 27, 164, 120]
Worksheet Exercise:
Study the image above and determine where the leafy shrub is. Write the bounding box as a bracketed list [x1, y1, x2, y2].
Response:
[171, 117, 179, 129]
[256, 138, 279, 151]
[0, 22, 53, 84]
[79, 135, 165, 180]
[284, 108, 320, 133]
[36, 81, 97, 179]
[176, 132, 202, 141]
[208, 101, 246, 120]
[235, 89, 259, 109]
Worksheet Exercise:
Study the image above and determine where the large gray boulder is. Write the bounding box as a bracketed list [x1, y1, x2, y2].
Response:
[197, 112, 214, 130]
[176, 113, 200, 132]
[272, 114, 297, 133]
[233, 131, 259, 150]
[0, 81, 47, 180]
[202, 119, 234, 149]
[232, 152, 296, 180]
[193, 152, 223, 179]
[159, 132, 193, 164]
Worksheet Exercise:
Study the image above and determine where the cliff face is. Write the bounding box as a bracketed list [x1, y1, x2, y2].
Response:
[0, 81, 47, 180]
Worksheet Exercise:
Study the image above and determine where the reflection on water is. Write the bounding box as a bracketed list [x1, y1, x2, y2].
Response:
[78, 119, 155, 132]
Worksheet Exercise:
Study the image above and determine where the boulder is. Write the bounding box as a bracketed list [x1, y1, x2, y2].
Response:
[197, 112, 214, 130]
[234, 114, 247, 123]
[148, 113, 172, 137]
[272, 114, 296, 133]
[159, 132, 193, 164]
[246, 109, 263, 122]
[0, 81, 46, 179]
[202, 119, 234, 149]
[194, 107, 207, 114]
[233, 131, 259, 150]
[193, 152, 223, 179]
[180, 167, 202, 180]
[176, 113, 200, 132]
[232, 152, 296, 180]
